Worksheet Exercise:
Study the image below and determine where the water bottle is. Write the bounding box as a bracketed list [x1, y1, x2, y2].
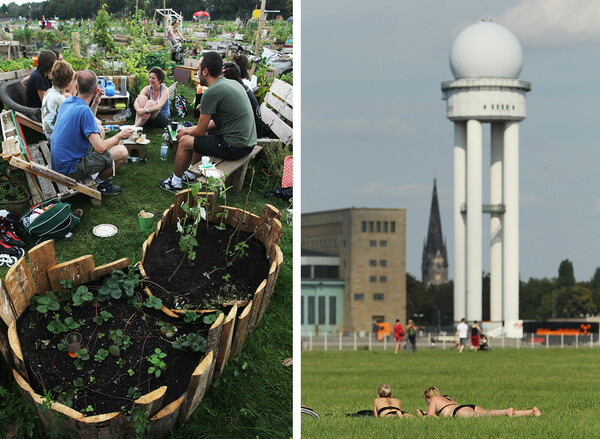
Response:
[160, 129, 169, 161]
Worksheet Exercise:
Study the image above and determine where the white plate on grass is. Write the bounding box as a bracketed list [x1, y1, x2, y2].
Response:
[93, 224, 118, 237]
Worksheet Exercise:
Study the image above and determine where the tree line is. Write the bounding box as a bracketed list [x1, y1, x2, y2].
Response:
[0, 0, 292, 22]
[407, 259, 600, 327]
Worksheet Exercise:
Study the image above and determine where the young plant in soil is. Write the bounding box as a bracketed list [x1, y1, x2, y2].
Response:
[16, 267, 214, 416]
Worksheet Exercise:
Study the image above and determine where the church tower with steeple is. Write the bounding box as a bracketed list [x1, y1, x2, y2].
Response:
[422, 179, 448, 285]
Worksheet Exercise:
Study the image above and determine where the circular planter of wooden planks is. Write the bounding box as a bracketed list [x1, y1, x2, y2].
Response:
[0, 190, 284, 438]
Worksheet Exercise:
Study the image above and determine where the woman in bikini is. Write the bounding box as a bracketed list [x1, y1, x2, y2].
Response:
[418, 386, 541, 418]
[373, 384, 413, 418]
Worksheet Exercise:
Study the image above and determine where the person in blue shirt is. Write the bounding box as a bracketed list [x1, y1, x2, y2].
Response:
[51, 70, 133, 195]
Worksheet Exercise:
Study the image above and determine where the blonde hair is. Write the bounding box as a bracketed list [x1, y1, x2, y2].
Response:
[424, 387, 440, 399]
[49, 60, 74, 89]
[378, 384, 392, 397]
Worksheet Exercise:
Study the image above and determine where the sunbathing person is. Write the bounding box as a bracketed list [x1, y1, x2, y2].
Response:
[373, 384, 413, 418]
[418, 386, 541, 418]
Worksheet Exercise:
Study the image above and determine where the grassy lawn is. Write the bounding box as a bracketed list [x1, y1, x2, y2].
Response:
[301, 349, 600, 438]
[0, 80, 292, 438]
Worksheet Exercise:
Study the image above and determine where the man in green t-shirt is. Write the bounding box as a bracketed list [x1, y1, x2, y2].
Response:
[160, 51, 257, 192]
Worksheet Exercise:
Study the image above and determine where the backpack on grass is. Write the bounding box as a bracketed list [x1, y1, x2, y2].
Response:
[173, 94, 188, 118]
[19, 198, 80, 245]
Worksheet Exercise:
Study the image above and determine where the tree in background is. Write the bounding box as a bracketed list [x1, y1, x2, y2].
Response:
[557, 259, 575, 288]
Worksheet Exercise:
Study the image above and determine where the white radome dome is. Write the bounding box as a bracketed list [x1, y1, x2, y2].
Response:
[449, 21, 523, 79]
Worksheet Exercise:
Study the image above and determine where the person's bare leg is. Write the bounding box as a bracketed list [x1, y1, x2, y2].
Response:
[97, 145, 128, 180]
[484, 408, 514, 417]
[514, 407, 540, 417]
[135, 95, 149, 126]
[174, 135, 195, 177]
[394, 341, 400, 354]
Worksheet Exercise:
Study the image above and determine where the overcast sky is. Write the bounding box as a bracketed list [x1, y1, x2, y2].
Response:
[301, 0, 600, 282]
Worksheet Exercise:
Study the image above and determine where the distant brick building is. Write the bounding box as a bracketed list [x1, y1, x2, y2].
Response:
[422, 179, 448, 286]
[301, 208, 406, 332]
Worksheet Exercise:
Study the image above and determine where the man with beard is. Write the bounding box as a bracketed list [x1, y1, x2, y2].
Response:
[159, 51, 257, 192]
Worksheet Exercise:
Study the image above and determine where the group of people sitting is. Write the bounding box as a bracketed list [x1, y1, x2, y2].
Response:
[22, 48, 264, 196]
[374, 384, 541, 418]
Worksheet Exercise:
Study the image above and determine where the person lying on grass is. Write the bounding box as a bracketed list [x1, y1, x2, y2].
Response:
[417, 386, 541, 418]
[373, 384, 414, 418]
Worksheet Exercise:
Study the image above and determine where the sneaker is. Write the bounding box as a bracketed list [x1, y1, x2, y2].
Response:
[173, 172, 196, 186]
[159, 175, 183, 193]
[97, 180, 121, 195]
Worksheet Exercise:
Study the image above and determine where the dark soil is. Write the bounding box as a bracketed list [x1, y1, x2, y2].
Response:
[17, 285, 215, 417]
[142, 220, 270, 310]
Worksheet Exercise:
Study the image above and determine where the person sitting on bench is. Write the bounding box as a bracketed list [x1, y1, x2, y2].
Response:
[50, 70, 133, 195]
[159, 51, 256, 193]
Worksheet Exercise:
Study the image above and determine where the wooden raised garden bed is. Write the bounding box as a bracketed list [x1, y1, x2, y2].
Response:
[0, 188, 283, 437]
[139, 189, 283, 331]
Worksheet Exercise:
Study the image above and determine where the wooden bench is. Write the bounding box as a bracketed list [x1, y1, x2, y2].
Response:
[1, 110, 101, 205]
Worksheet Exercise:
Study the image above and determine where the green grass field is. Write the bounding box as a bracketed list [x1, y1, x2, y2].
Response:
[301, 349, 600, 438]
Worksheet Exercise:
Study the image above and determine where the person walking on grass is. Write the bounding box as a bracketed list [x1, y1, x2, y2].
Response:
[417, 386, 541, 418]
[405, 319, 417, 353]
[456, 318, 469, 353]
[470, 320, 483, 351]
[393, 319, 405, 354]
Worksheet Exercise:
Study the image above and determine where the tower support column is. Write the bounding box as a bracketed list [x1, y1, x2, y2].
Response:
[490, 123, 504, 321]
[503, 122, 519, 322]
[453, 122, 466, 321]
[466, 119, 482, 321]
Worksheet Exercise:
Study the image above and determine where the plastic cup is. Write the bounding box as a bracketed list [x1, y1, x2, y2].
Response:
[202, 156, 210, 166]
[66, 332, 82, 358]
[138, 211, 155, 231]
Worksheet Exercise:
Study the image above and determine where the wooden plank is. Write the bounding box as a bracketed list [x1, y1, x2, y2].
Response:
[90, 257, 130, 282]
[206, 312, 224, 385]
[0, 280, 17, 327]
[8, 322, 28, 380]
[264, 91, 293, 122]
[269, 78, 293, 106]
[132, 386, 166, 419]
[36, 141, 70, 194]
[4, 257, 35, 319]
[1, 137, 21, 160]
[27, 143, 59, 199]
[179, 351, 214, 422]
[27, 240, 57, 294]
[148, 396, 184, 438]
[0, 318, 11, 369]
[258, 248, 283, 324]
[9, 156, 102, 201]
[229, 301, 252, 358]
[13, 369, 83, 437]
[75, 412, 128, 439]
[248, 280, 266, 332]
[216, 305, 237, 376]
[15, 111, 43, 134]
[47, 255, 95, 290]
[266, 217, 283, 250]
[260, 105, 293, 144]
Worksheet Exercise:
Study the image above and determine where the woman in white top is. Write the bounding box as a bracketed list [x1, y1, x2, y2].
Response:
[41, 60, 75, 140]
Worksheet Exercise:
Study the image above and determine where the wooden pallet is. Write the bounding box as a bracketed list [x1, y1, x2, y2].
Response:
[258, 78, 293, 145]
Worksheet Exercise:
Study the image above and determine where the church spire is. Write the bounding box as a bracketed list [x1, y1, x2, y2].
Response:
[422, 179, 448, 285]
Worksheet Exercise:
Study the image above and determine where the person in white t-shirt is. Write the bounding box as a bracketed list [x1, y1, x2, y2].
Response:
[455, 318, 469, 353]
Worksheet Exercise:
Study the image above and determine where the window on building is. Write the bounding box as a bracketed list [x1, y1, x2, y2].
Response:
[373, 315, 384, 323]
[379, 240, 387, 247]
[373, 293, 384, 301]
[361, 221, 366, 232]
[354, 293, 364, 301]
[368, 221, 374, 232]
[314, 265, 339, 279]
[318, 296, 326, 325]
[329, 297, 336, 325]
[301, 265, 311, 278]
[369, 240, 377, 247]
[379, 276, 387, 283]
[391, 221, 396, 232]
[380, 260, 387, 267]
[307, 297, 315, 324]
[376, 221, 381, 233]
[369, 276, 377, 283]
[383, 221, 388, 233]
[369, 260, 376, 267]
[301, 296, 304, 324]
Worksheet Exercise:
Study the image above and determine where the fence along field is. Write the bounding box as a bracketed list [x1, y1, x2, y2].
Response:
[301, 349, 600, 439]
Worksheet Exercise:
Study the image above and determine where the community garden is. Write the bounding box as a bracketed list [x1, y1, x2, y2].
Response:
[0, 9, 292, 439]
[301, 348, 600, 438]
